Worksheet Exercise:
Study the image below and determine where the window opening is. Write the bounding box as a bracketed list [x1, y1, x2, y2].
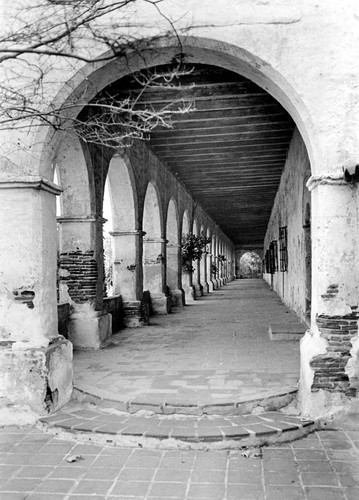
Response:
[279, 226, 288, 272]
[269, 240, 278, 273]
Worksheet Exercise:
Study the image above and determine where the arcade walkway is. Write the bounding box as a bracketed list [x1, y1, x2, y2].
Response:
[74, 279, 302, 411]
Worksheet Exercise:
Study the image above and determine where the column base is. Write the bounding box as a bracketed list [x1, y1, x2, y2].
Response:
[200, 282, 209, 294]
[208, 281, 215, 292]
[0, 337, 73, 421]
[150, 293, 171, 315]
[183, 285, 196, 303]
[68, 308, 112, 350]
[123, 300, 150, 327]
[169, 289, 185, 308]
[193, 284, 203, 297]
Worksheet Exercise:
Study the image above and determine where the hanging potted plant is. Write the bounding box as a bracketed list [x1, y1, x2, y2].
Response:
[181, 232, 211, 272]
[211, 262, 218, 276]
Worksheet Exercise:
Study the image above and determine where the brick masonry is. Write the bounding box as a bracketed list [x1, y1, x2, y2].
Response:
[122, 300, 150, 327]
[310, 312, 359, 395]
[39, 406, 315, 449]
[0, 426, 358, 500]
[59, 251, 98, 303]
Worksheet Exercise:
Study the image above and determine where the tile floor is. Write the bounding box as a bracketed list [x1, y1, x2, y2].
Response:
[0, 427, 358, 499]
[74, 280, 301, 407]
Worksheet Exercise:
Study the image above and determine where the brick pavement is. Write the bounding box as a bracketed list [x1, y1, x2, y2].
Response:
[39, 404, 315, 449]
[74, 280, 301, 410]
[0, 426, 358, 499]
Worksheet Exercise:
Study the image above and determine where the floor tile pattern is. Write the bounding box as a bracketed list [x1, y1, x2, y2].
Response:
[0, 427, 358, 499]
[74, 280, 301, 409]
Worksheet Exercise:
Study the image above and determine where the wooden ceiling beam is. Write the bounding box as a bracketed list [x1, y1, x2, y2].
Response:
[152, 140, 291, 154]
[172, 108, 287, 122]
[152, 123, 293, 137]
[150, 132, 293, 146]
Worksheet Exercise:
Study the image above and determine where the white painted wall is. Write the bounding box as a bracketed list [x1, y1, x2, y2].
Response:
[263, 128, 311, 324]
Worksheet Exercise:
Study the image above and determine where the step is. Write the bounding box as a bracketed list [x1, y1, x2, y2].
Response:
[269, 322, 307, 341]
[72, 386, 298, 416]
[38, 404, 315, 450]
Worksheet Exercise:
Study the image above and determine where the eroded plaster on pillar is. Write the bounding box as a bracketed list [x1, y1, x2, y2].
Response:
[58, 217, 112, 349]
[0, 177, 73, 421]
[167, 244, 184, 308]
[143, 237, 170, 314]
[299, 179, 359, 420]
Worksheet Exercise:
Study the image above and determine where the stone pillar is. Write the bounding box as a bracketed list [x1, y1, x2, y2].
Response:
[182, 265, 196, 303]
[111, 230, 149, 326]
[167, 243, 184, 308]
[212, 238, 218, 289]
[143, 237, 170, 314]
[206, 244, 214, 292]
[0, 176, 73, 420]
[58, 216, 112, 350]
[192, 259, 203, 297]
[200, 250, 208, 294]
[217, 241, 221, 287]
[223, 246, 228, 283]
[299, 176, 359, 420]
[218, 242, 223, 286]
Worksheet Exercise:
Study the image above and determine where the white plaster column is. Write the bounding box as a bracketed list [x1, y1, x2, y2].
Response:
[213, 237, 219, 289]
[110, 230, 150, 326]
[220, 242, 225, 285]
[223, 246, 228, 283]
[232, 248, 237, 279]
[0, 176, 73, 420]
[167, 243, 184, 307]
[111, 230, 142, 300]
[58, 216, 112, 350]
[200, 249, 208, 294]
[218, 241, 223, 286]
[143, 237, 170, 314]
[299, 176, 359, 419]
[215, 238, 221, 287]
[192, 258, 203, 297]
[206, 243, 214, 292]
[182, 264, 196, 303]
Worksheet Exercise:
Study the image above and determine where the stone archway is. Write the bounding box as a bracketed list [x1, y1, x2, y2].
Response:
[166, 198, 183, 308]
[303, 202, 312, 326]
[192, 219, 203, 297]
[238, 251, 263, 279]
[142, 181, 168, 314]
[4, 31, 359, 421]
[181, 209, 195, 303]
[105, 155, 138, 298]
[199, 225, 208, 294]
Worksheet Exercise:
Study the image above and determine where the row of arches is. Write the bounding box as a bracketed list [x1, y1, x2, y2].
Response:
[55, 134, 235, 345]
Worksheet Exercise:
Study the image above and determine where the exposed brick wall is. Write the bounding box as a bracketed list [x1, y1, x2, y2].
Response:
[59, 251, 98, 303]
[123, 300, 149, 326]
[310, 312, 358, 395]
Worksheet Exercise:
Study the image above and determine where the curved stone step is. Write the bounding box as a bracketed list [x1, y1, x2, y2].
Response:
[38, 404, 315, 450]
[72, 386, 298, 416]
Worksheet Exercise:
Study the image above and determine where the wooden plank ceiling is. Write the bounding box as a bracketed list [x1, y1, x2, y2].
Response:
[108, 64, 295, 246]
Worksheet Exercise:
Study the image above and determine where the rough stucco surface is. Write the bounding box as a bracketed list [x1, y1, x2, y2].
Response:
[2, 0, 359, 180]
[0, 337, 72, 416]
[263, 128, 311, 324]
[0, 0, 359, 421]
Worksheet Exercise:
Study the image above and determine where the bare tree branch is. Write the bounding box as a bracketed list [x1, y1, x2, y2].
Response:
[0, 0, 197, 149]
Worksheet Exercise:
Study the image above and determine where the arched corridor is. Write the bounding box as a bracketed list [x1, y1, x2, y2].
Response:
[1, 7, 359, 428]
[74, 279, 299, 409]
